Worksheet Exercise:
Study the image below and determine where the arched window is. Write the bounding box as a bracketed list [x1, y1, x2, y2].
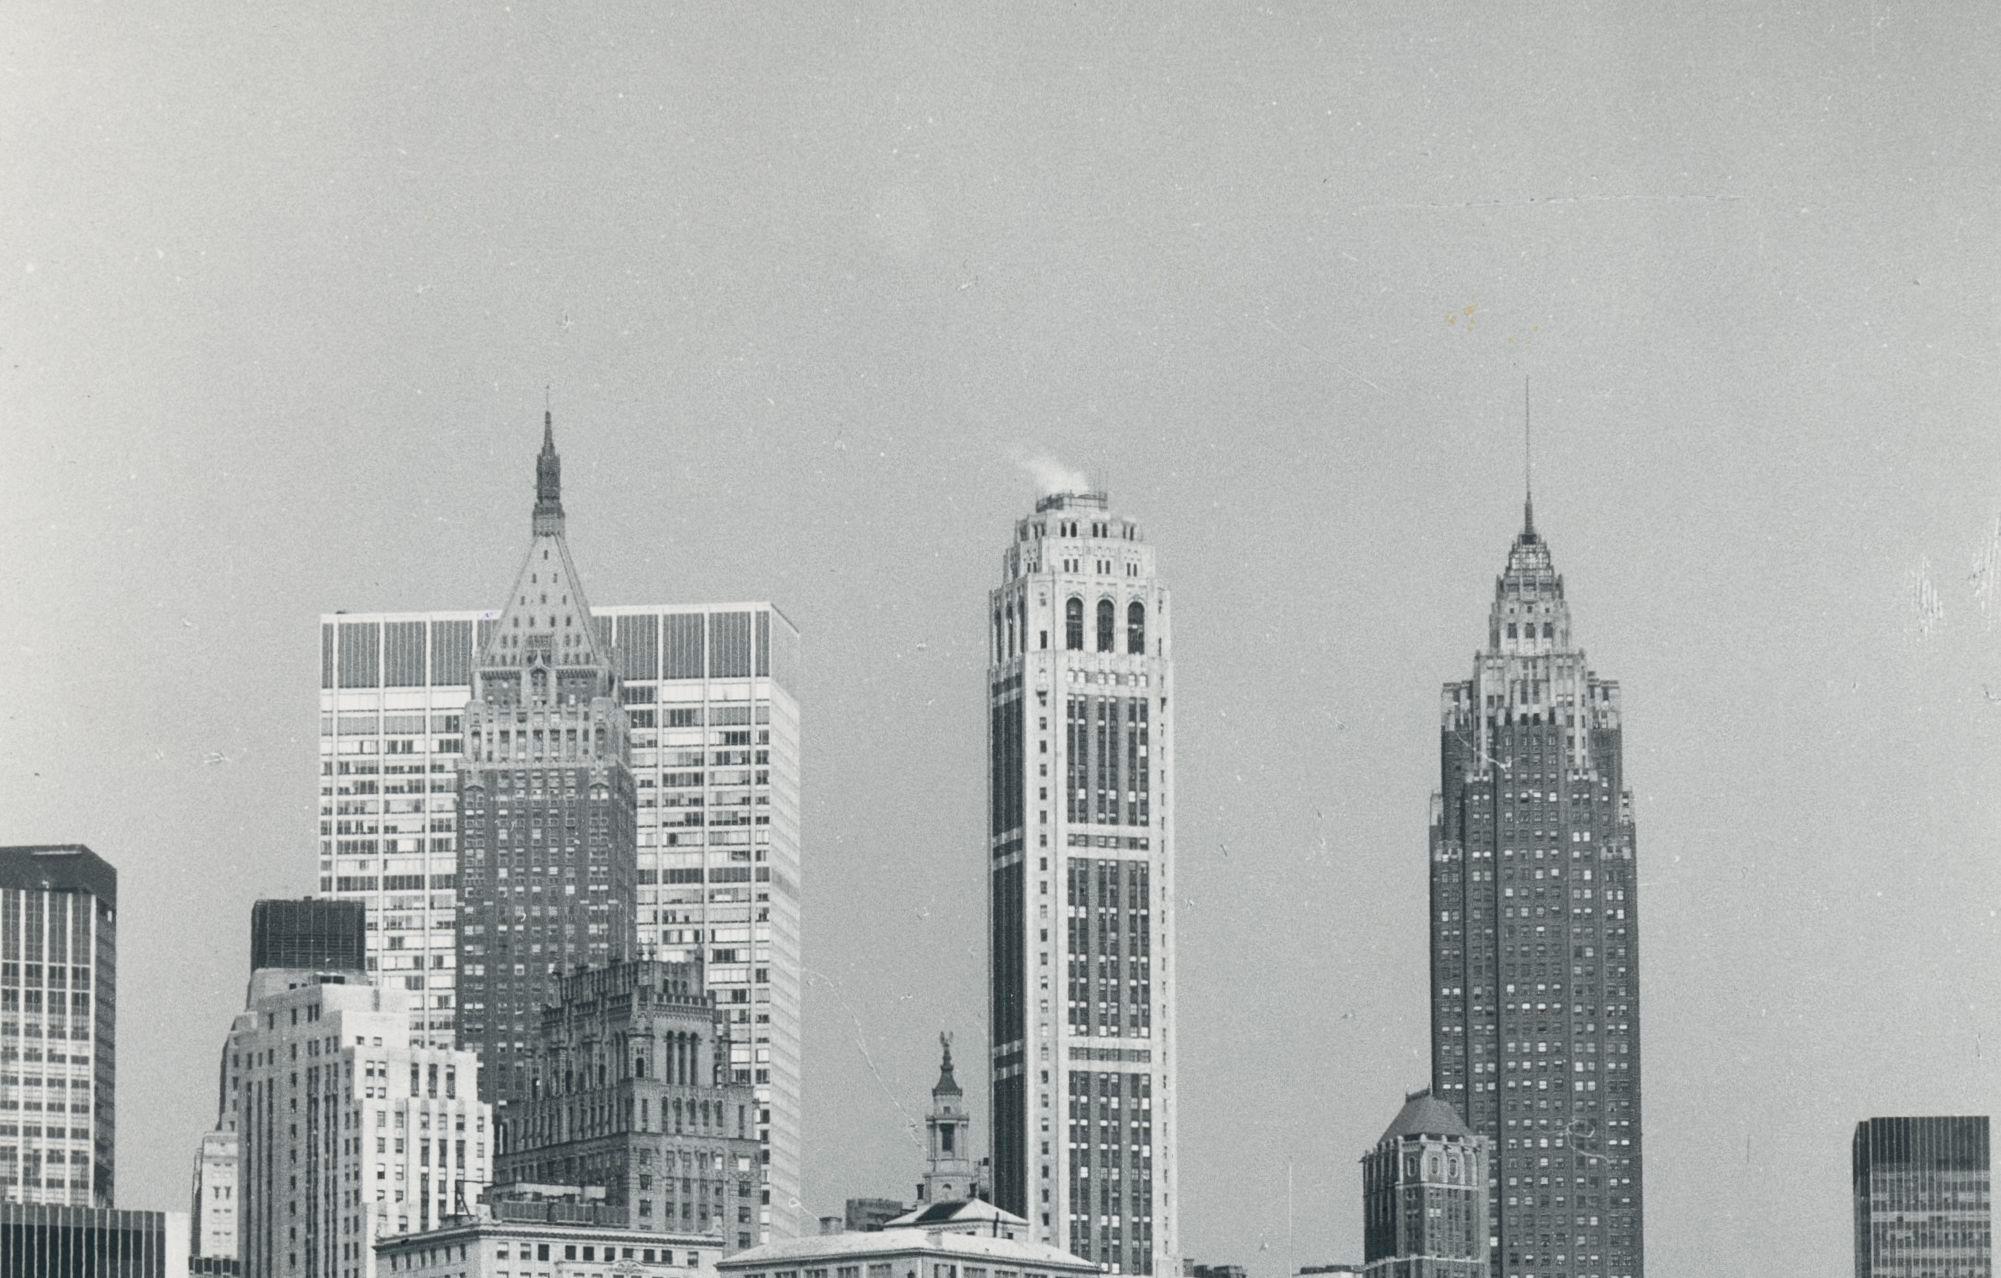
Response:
[992, 608, 1002, 662]
[1065, 598, 1084, 650]
[1096, 599, 1115, 652]
[1005, 601, 1017, 658]
[1127, 600, 1145, 655]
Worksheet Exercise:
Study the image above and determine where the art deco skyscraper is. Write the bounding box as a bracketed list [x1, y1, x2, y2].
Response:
[455, 416, 638, 1110]
[1429, 499, 1643, 1278]
[986, 490, 1178, 1276]
[1854, 1116, 1992, 1278]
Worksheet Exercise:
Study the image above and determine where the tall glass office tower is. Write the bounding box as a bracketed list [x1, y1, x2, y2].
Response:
[986, 490, 1178, 1276]
[0, 845, 116, 1210]
[1854, 1116, 1992, 1278]
[316, 426, 803, 1238]
[1429, 499, 1644, 1278]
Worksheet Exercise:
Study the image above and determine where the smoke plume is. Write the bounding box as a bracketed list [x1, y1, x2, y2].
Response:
[1012, 449, 1092, 497]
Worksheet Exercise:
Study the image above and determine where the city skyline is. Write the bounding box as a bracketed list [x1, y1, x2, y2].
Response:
[7, 8, 2001, 1277]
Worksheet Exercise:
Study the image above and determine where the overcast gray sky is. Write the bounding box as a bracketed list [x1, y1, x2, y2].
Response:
[5, 5, 2000, 1275]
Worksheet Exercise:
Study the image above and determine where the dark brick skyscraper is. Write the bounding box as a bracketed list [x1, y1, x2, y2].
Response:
[1429, 498, 1643, 1278]
[456, 414, 637, 1109]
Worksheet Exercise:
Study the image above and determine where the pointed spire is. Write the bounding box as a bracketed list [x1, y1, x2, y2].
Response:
[1522, 375, 1535, 538]
[534, 408, 564, 535]
[934, 1030, 962, 1096]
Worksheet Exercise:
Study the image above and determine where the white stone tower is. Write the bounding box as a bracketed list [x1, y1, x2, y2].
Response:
[985, 489, 1178, 1276]
[919, 1033, 976, 1204]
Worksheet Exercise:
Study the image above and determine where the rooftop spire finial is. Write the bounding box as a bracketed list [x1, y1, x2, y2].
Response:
[1523, 375, 1535, 537]
[533, 401, 564, 533]
[934, 1030, 962, 1095]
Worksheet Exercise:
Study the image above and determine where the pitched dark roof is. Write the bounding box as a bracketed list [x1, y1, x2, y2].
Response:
[1378, 1089, 1472, 1143]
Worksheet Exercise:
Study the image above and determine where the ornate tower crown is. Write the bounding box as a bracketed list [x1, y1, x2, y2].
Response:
[474, 412, 613, 677]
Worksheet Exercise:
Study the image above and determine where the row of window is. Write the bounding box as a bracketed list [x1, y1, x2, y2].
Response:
[994, 600, 1149, 659]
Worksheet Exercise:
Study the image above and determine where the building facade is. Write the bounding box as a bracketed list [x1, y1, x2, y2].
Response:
[986, 490, 1178, 1275]
[189, 1130, 237, 1267]
[234, 980, 491, 1278]
[0, 1202, 189, 1277]
[375, 1190, 721, 1278]
[0, 845, 117, 1210]
[1428, 501, 1644, 1278]
[316, 444, 802, 1236]
[1362, 1090, 1490, 1278]
[495, 960, 761, 1251]
[192, 897, 371, 1266]
[1854, 1116, 1992, 1278]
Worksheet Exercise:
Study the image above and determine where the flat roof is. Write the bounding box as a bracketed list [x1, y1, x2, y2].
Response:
[720, 1228, 1099, 1274]
[0, 845, 117, 903]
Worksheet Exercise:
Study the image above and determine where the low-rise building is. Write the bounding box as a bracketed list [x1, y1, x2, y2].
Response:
[0, 1201, 189, 1276]
[375, 1189, 720, 1278]
[719, 1220, 1100, 1278]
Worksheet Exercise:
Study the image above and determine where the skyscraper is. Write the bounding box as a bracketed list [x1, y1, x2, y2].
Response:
[1853, 1116, 1992, 1278]
[0, 845, 117, 1210]
[1362, 1089, 1491, 1278]
[1428, 499, 1644, 1278]
[495, 959, 761, 1251]
[455, 415, 638, 1111]
[233, 980, 490, 1277]
[318, 601, 801, 1240]
[986, 489, 1178, 1276]
[191, 897, 370, 1265]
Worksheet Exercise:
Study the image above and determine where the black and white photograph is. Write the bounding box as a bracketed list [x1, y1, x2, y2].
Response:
[3, 6, 1998, 1277]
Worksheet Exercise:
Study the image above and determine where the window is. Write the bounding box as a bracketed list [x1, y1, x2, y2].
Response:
[1126, 601, 1144, 655]
[1096, 599, 1114, 652]
[1065, 598, 1084, 651]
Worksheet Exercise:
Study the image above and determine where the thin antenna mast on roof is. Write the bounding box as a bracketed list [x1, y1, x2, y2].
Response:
[1523, 375, 1536, 535]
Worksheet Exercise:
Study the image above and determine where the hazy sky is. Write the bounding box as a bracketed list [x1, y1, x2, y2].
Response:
[6, 5, 2000, 1275]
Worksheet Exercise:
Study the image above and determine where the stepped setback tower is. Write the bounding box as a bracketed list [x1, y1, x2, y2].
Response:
[986, 489, 1178, 1276]
[1429, 496, 1644, 1278]
[456, 416, 639, 1109]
